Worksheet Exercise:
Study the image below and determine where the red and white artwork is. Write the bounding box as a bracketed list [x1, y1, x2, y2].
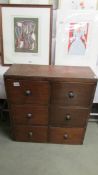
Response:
[68, 23, 89, 55]
[78, 0, 97, 9]
[71, 0, 86, 9]
[59, 0, 97, 10]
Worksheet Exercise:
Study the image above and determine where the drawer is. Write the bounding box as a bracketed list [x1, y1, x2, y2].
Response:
[10, 105, 48, 125]
[5, 79, 50, 104]
[49, 127, 85, 144]
[50, 106, 89, 127]
[12, 126, 48, 142]
[51, 82, 95, 107]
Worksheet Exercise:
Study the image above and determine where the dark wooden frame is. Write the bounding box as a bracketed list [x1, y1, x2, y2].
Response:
[0, 4, 53, 66]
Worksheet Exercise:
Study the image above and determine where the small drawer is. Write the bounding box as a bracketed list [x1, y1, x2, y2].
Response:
[50, 106, 89, 127]
[5, 79, 50, 105]
[10, 104, 48, 125]
[51, 82, 95, 107]
[49, 127, 85, 144]
[12, 126, 48, 142]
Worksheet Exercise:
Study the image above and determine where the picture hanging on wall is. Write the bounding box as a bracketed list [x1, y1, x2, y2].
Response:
[59, 0, 97, 10]
[0, 4, 52, 65]
[68, 22, 89, 55]
[9, 0, 50, 4]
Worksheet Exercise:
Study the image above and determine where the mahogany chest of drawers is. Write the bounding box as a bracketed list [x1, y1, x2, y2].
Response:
[4, 64, 97, 144]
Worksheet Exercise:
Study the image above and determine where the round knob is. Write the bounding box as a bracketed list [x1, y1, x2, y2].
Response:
[28, 131, 33, 138]
[66, 114, 71, 120]
[25, 90, 31, 96]
[64, 133, 68, 140]
[68, 91, 75, 98]
[27, 113, 32, 119]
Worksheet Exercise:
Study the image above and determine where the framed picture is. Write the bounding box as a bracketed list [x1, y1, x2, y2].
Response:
[55, 10, 98, 67]
[9, 0, 59, 10]
[9, 0, 50, 5]
[59, 0, 97, 10]
[0, 4, 52, 65]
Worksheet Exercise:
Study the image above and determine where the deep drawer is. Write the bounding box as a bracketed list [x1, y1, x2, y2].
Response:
[10, 104, 48, 125]
[49, 127, 85, 144]
[50, 106, 89, 127]
[5, 79, 50, 104]
[51, 82, 95, 107]
[12, 126, 48, 142]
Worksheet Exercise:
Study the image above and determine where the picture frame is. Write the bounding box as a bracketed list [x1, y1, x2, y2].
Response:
[55, 10, 98, 68]
[9, 0, 59, 10]
[0, 4, 52, 65]
[9, 0, 50, 5]
[59, 0, 97, 10]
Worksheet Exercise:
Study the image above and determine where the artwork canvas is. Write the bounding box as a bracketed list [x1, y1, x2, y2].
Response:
[14, 18, 38, 53]
[55, 10, 98, 67]
[78, 0, 97, 10]
[1, 5, 52, 65]
[59, 0, 97, 10]
[68, 23, 89, 55]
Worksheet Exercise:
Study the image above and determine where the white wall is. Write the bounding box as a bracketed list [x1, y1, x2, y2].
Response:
[0, 0, 9, 3]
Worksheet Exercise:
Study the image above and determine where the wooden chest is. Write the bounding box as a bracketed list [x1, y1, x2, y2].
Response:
[4, 64, 97, 144]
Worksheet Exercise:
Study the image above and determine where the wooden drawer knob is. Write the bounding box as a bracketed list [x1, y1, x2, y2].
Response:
[64, 133, 68, 140]
[28, 131, 33, 138]
[27, 113, 32, 119]
[65, 114, 71, 121]
[25, 90, 31, 96]
[68, 91, 75, 98]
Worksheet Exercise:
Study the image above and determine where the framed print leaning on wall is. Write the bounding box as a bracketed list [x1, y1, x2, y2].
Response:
[0, 4, 52, 65]
[55, 10, 98, 67]
[59, 0, 97, 10]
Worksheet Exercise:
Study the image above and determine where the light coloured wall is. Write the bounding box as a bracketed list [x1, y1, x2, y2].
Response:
[0, 0, 9, 3]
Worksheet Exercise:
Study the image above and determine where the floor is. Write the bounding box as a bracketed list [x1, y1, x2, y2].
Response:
[0, 121, 98, 175]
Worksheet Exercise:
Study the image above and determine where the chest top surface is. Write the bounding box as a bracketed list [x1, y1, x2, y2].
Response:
[4, 64, 97, 82]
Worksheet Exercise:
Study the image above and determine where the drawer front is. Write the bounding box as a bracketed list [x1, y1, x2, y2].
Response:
[50, 106, 89, 127]
[51, 82, 95, 107]
[10, 105, 48, 125]
[5, 79, 50, 104]
[12, 126, 48, 142]
[49, 127, 85, 144]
